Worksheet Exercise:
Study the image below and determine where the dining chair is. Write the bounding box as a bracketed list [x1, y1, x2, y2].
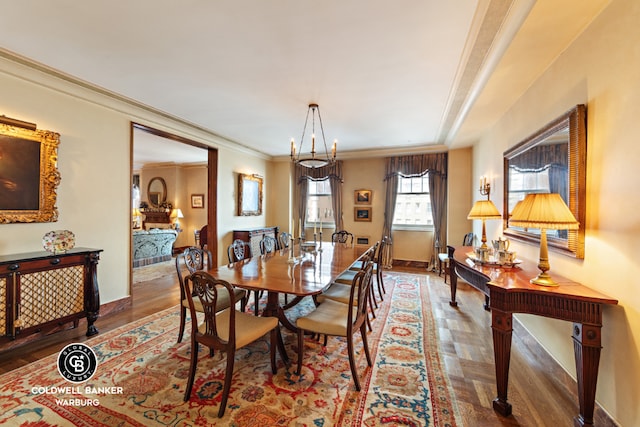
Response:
[318, 244, 378, 328]
[278, 232, 292, 250]
[296, 261, 375, 391]
[258, 234, 288, 306]
[198, 225, 208, 249]
[175, 246, 247, 343]
[349, 236, 389, 300]
[227, 238, 251, 263]
[259, 235, 278, 254]
[227, 238, 262, 314]
[331, 230, 354, 246]
[438, 232, 474, 283]
[183, 271, 287, 417]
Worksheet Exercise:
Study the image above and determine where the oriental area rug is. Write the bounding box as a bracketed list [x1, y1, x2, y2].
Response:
[0, 272, 461, 427]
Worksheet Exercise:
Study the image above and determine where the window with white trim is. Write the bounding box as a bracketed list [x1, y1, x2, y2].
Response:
[392, 175, 433, 229]
[306, 179, 335, 228]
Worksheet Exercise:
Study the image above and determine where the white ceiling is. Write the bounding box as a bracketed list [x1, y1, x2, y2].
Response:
[0, 0, 610, 166]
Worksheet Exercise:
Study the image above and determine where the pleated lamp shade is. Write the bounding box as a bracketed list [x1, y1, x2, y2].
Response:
[509, 193, 578, 230]
[508, 193, 579, 286]
[467, 200, 502, 220]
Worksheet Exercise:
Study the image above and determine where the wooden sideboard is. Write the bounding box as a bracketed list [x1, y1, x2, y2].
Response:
[233, 226, 279, 258]
[448, 245, 617, 427]
[141, 209, 171, 229]
[0, 248, 101, 349]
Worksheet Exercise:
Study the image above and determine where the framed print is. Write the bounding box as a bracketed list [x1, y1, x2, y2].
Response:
[191, 193, 204, 208]
[354, 189, 372, 204]
[354, 207, 372, 222]
[355, 236, 370, 247]
[237, 173, 263, 216]
[0, 122, 61, 223]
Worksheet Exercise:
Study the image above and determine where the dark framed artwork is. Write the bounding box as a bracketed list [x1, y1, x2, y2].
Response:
[0, 123, 60, 223]
[354, 189, 372, 204]
[354, 207, 372, 222]
[191, 193, 204, 208]
[237, 173, 263, 216]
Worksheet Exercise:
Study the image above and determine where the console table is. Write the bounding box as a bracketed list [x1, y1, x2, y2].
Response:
[0, 248, 101, 348]
[449, 245, 618, 427]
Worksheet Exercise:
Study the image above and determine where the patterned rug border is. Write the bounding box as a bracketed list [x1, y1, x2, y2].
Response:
[0, 271, 462, 427]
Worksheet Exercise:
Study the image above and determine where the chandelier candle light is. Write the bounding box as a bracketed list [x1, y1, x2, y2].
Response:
[508, 193, 579, 286]
[290, 103, 337, 168]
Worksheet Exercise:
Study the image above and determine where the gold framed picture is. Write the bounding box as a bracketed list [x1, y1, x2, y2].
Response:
[354, 207, 372, 222]
[238, 173, 263, 216]
[354, 189, 372, 205]
[0, 122, 61, 223]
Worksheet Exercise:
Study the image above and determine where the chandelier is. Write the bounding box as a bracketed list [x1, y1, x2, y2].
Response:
[290, 103, 337, 168]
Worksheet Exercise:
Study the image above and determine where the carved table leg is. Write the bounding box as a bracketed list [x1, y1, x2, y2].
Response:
[263, 291, 298, 333]
[85, 252, 101, 336]
[491, 308, 513, 416]
[572, 323, 602, 427]
[449, 263, 458, 307]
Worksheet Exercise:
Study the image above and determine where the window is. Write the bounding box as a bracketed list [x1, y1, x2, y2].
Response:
[507, 168, 550, 212]
[306, 179, 335, 227]
[392, 175, 433, 229]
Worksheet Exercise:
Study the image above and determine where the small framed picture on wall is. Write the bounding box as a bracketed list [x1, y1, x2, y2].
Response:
[354, 207, 372, 222]
[354, 189, 372, 204]
[191, 194, 204, 208]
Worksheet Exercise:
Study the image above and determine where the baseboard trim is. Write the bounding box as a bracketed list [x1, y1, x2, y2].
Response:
[392, 259, 430, 269]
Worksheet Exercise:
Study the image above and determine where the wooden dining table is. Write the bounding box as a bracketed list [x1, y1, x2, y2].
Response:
[209, 243, 364, 332]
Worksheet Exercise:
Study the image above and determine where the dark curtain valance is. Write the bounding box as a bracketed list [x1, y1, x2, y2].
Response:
[508, 143, 568, 172]
[384, 152, 448, 180]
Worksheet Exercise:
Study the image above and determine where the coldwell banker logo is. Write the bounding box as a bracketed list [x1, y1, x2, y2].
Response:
[57, 343, 98, 383]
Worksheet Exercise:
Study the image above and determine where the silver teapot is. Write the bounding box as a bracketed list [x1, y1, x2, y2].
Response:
[492, 237, 510, 252]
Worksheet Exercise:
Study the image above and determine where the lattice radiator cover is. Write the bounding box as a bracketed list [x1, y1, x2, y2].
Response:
[18, 266, 84, 329]
[0, 277, 5, 335]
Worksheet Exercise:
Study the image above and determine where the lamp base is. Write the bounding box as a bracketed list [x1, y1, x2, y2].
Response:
[530, 272, 559, 287]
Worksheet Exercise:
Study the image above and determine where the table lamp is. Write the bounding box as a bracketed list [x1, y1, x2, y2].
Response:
[508, 193, 579, 286]
[171, 208, 184, 230]
[132, 208, 142, 229]
[467, 200, 502, 249]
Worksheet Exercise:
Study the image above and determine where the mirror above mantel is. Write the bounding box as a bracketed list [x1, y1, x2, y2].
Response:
[147, 176, 167, 208]
[503, 104, 586, 259]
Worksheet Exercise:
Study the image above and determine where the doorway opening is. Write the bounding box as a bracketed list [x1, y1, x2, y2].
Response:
[130, 122, 218, 294]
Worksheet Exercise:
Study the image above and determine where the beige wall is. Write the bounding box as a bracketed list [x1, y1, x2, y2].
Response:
[447, 148, 474, 246]
[269, 155, 470, 265]
[0, 56, 269, 303]
[472, 0, 639, 424]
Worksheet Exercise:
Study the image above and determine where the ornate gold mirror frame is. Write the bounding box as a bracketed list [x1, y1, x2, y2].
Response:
[0, 123, 61, 223]
[237, 173, 263, 216]
[503, 104, 586, 258]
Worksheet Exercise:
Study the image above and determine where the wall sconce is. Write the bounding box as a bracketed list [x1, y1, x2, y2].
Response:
[479, 176, 491, 200]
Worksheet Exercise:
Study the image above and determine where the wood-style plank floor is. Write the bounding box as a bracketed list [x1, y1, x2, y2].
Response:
[0, 265, 612, 426]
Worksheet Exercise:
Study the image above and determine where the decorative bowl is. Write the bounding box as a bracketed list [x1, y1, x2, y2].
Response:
[42, 230, 76, 254]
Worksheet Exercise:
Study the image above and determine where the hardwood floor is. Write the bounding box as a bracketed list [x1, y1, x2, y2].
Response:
[0, 266, 614, 426]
